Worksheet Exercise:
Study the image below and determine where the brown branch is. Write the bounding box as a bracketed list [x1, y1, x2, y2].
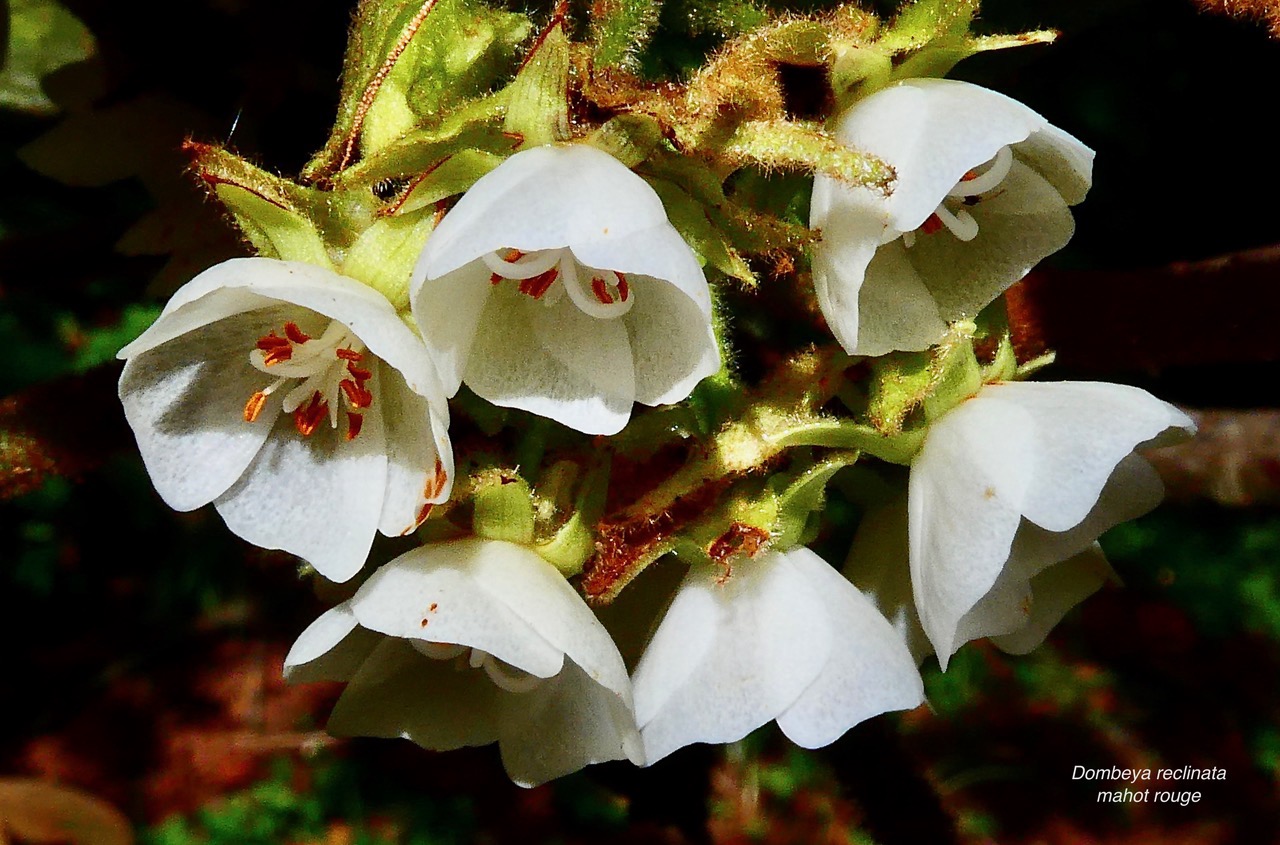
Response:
[1006, 245, 1280, 374]
[1144, 408, 1280, 506]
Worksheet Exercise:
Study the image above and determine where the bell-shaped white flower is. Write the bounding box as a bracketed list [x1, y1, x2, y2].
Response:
[118, 257, 453, 582]
[284, 538, 643, 786]
[810, 79, 1094, 356]
[411, 144, 720, 436]
[847, 381, 1194, 668]
[631, 547, 924, 764]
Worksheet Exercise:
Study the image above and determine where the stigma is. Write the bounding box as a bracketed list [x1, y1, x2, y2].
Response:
[482, 247, 634, 319]
[902, 145, 1013, 248]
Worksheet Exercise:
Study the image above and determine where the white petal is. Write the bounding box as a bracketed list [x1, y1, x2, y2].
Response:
[831, 79, 1051, 232]
[807, 196, 886, 354]
[419, 145, 680, 282]
[844, 498, 933, 664]
[775, 548, 924, 748]
[905, 160, 1075, 320]
[345, 542, 566, 678]
[327, 637, 501, 750]
[849, 239, 948, 356]
[632, 554, 832, 764]
[464, 284, 635, 435]
[377, 375, 454, 537]
[980, 381, 1194, 532]
[1011, 121, 1094, 206]
[410, 259, 491, 396]
[214, 369, 389, 583]
[497, 659, 643, 786]
[990, 544, 1115, 655]
[456, 539, 634, 702]
[283, 605, 382, 683]
[909, 395, 1038, 664]
[118, 306, 290, 511]
[623, 276, 721, 406]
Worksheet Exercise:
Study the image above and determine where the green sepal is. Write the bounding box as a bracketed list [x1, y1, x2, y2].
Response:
[584, 114, 664, 169]
[875, 0, 978, 55]
[304, 0, 530, 180]
[867, 350, 934, 435]
[187, 143, 332, 267]
[650, 178, 757, 286]
[472, 471, 535, 545]
[393, 149, 504, 215]
[921, 322, 982, 422]
[503, 17, 570, 149]
[339, 206, 437, 309]
[335, 97, 513, 188]
[771, 449, 861, 549]
[534, 460, 610, 577]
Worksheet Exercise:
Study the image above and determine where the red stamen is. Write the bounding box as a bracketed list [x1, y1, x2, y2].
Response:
[284, 321, 310, 344]
[518, 268, 558, 299]
[345, 412, 364, 441]
[255, 333, 293, 366]
[293, 392, 328, 436]
[243, 391, 268, 423]
[616, 273, 629, 301]
[591, 278, 614, 304]
[336, 347, 363, 361]
[340, 379, 373, 409]
[920, 213, 944, 235]
[346, 363, 372, 383]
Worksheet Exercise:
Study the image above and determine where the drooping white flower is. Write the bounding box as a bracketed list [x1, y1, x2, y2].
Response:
[810, 78, 1094, 356]
[118, 257, 453, 582]
[284, 538, 643, 786]
[630, 547, 924, 764]
[846, 381, 1194, 667]
[411, 144, 720, 436]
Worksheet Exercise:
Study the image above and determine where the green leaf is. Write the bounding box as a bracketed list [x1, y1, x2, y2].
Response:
[503, 16, 570, 148]
[0, 0, 93, 114]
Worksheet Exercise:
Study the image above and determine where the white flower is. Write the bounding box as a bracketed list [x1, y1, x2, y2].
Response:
[411, 144, 720, 436]
[284, 538, 643, 786]
[630, 547, 924, 764]
[846, 381, 1195, 667]
[810, 78, 1094, 356]
[118, 257, 453, 582]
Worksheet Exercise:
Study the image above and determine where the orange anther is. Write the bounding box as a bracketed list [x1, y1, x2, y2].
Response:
[243, 391, 268, 423]
[960, 169, 979, 182]
[336, 347, 363, 361]
[490, 273, 504, 285]
[340, 379, 373, 409]
[518, 268, 558, 299]
[591, 278, 614, 304]
[345, 412, 364, 441]
[920, 213, 944, 235]
[616, 274, 629, 301]
[284, 322, 310, 344]
[293, 392, 328, 437]
[346, 363, 372, 383]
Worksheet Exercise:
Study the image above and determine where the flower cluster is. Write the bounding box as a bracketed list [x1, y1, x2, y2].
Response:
[118, 6, 1193, 787]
